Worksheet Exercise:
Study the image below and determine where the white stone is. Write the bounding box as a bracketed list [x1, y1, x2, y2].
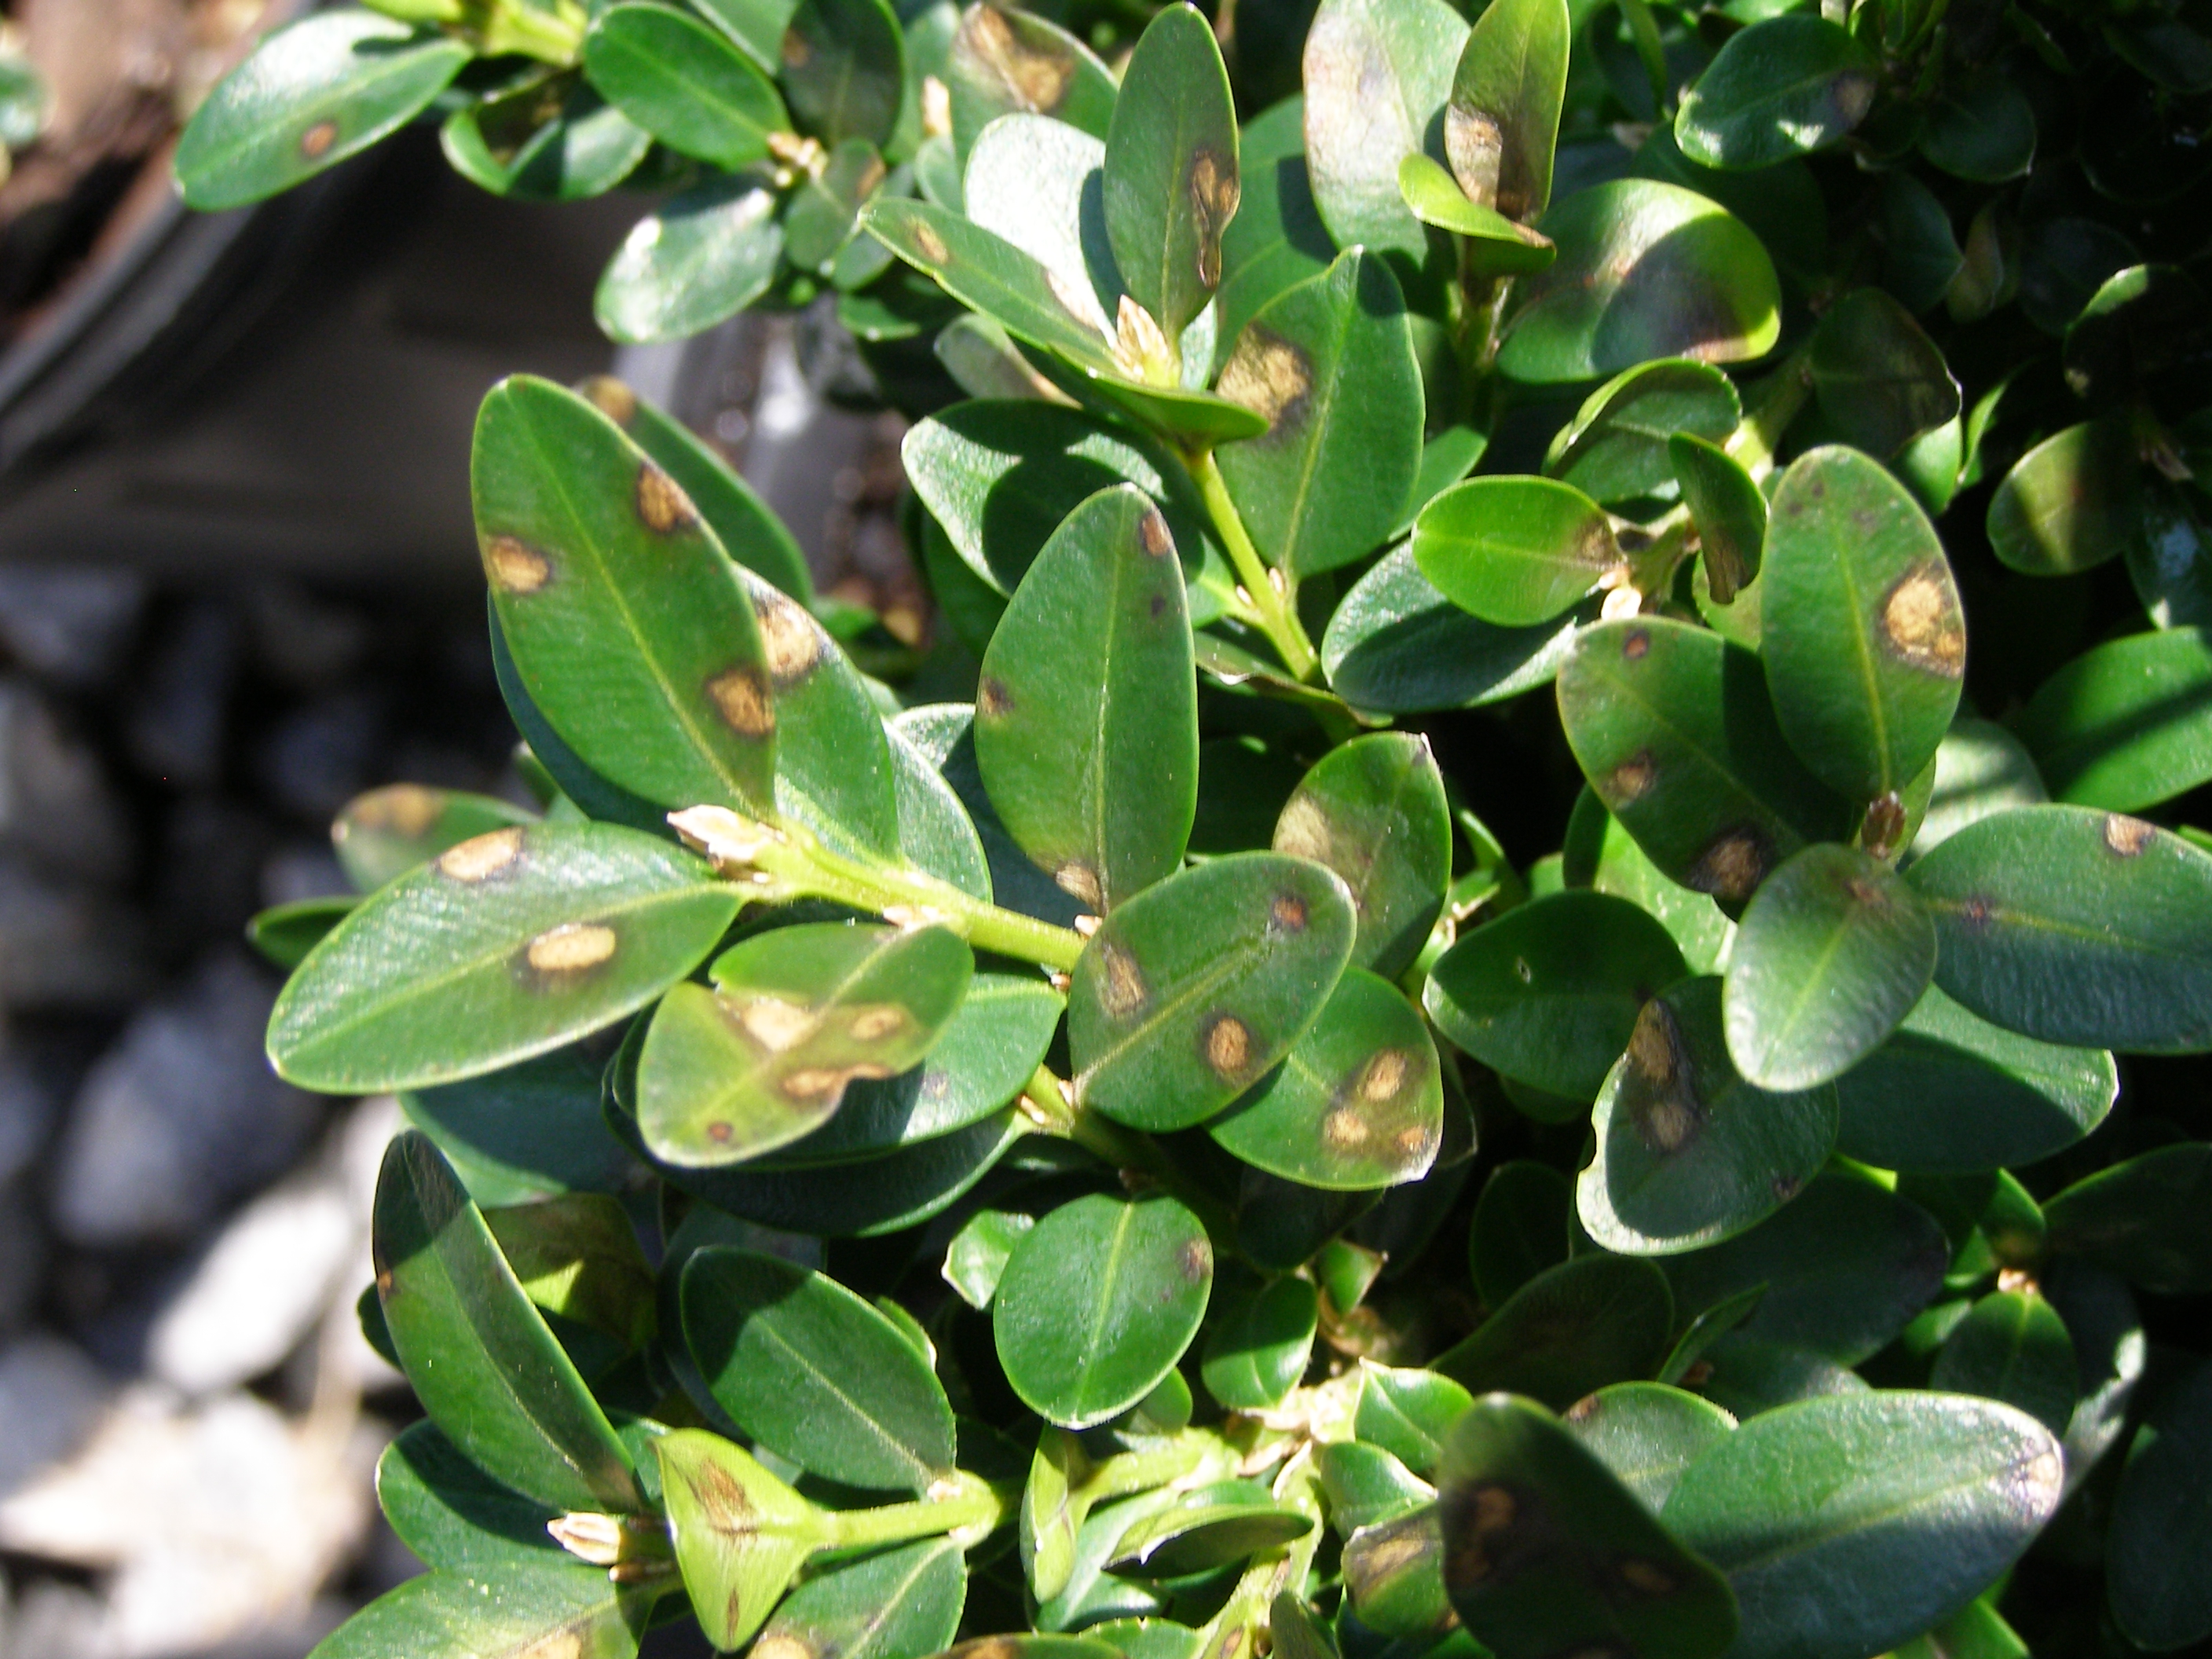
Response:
[0, 1334, 109, 1501]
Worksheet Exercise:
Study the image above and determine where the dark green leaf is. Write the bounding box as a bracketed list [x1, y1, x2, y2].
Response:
[489, 604, 668, 837]
[1562, 1382, 1736, 1511]
[1906, 718, 2048, 861]
[248, 895, 353, 971]
[269, 822, 736, 1093]
[1437, 1393, 1738, 1659]
[309, 1562, 649, 1659]
[1323, 545, 1585, 715]
[1444, 0, 1570, 222]
[372, 1132, 641, 1512]
[375, 1421, 566, 1577]
[175, 12, 471, 210]
[335, 784, 536, 894]
[1569, 794, 1734, 976]
[1217, 250, 1425, 578]
[2107, 1357, 2212, 1651]
[1919, 69, 2035, 183]
[994, 1192, 1214, 1428]
[1876, 172, 1964, 315]
[1301, 0, 1467, 262]
[1674, 16, 1877, 169]
[440, 75, 652, 202]
[1661, 1393, 2064, 1659]
[1929, 1289, 2078, 1435]
[1671, 435, 1765, 607]
[1415, 476, 1620, 628]
[1471, 1161, 1572, 1309]
[1583, 976, 1838, 1254]
[694, 0, 798, 70]
[782, 0, 904, 145]
[583, 3, 787, 169]
[2014, 626, 2212, 811]
[404, 1047, 634, 1209]
[1546, 359, 1741, 509]
[683, 1246, 956, 1490]
[2045, 1142, 2212, 1296]
[1907, 804, 2212, 1052]
[1426, 889, 1688, 1101]
[1986, 419, 2140, 577]
[596, 175, 786, 343]
[1808, 289, 1961, 460]
[1690, 1333, 1869, 1421]
[1272, 733, 1451, 979]
[944, 1207, 1036, 1309]
[1201, 1276, 1320, 1408]
[1435, 1255, 1673, 1408]
[1069, 851, 1356, 1132]
[757, 1536, 968, 1659]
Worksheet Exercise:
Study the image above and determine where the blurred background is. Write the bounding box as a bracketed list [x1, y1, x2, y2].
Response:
[0, 3, 920, 1651]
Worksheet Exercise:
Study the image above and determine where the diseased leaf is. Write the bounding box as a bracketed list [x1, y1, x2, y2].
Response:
[1445, 0, 1570, 222]
[1301, 0, 1467, 262]
[1272, 732, 1451, 980]
[657, 1430, 831, 1650]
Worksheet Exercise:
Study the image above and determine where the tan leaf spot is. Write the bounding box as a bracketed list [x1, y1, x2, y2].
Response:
[782, 1068, 847, 1101]
[1274, 793, 1331, 862]
[580, 376, 637, 426]
[1617, 1558, 1675, 1595]
[1215, 329, 1312, 427]
[1361, 1048, 1410, 1101]
[707, 665, 775, 738]
[2104, 813, 2154, 857]
[346, 783, 441, 838]
[485, 535, 552, 594]
[438, 826, 525, 883]
[977, 676, 1013, 719]
[1623, 628, 1651, 661]
[754, 592, 822, 683]
[780, 27, 810, 66]
[1139, 507, 1174, 558]
[298, 119, 339, 159]
[1445, 104, 1505, 210]
[1468, 1483, 1516, 1536]
[1272, 892, 1309, 932]
[636, 462, 698, 533]
[1323, 1104, 1369, 1149]
[1096, 939, 1148, 1018]
[1623, 998, 1702, 1155]
[1180, 1236, 1212, 1281]
[848, 1005, 907, 1042]
[1606, 750, 1657, 806]
[1187, 149, 1240, 287]
[738, 997, 815, 1052]
[526, 922, 617, 975]
[1393, 1122, 1434, 1159]
[1203, 1013, 1252, 1077]
[1055, 860, 1103, 910]
[513, 1632, 584, 1659]
[753, 1639, 812, 1659]
[1687, 826, 1773, 905]
[958, 6, 1074, 111]
[914, 222, 949, 265]
[1880, 563, 1965, 677]
[1861, 792, 1908, 861]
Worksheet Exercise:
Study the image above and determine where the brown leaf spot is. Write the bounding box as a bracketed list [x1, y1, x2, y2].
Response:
[1394, 1122, 1436, 1161]
[1215, 328, 1313, 428]
[1617, 1557, 1676, 1596]
[1606, 749, 1657, 807]
[753, 1639, 812, 1659]
[1139, 507, 1174, 558]
[1180, 1236, 1213, 1282]
[1861, 793, 1908, 862]
[1052, 862, 1105, 912]
[1096, 939, 1148, 1018]
[438, 826, 525, 884]
[780, 27, 811, 67]
[914, 222, 950, 265]
[2104, 813, 2154, 857]
[1187, 148, 1240, 288]
[1203, 1013, 1253, 1078]
[636, 462, 699, 533]
[707, 665, 775, 738]
[580, 375, 638, 427]
[514, 1632, 584, 1659]
[1880, 563, 1965, 677]
[1271, 892, 1309, 932]
[1323, 1104, 1369, 1150]
[707, 1122, 733, 1144]
[374, 1268, 394, 1297]
[1622, 628, 1651, 661]
[1274, 793, 1331, 862]
[958, 5, 1075, 112]
[1686, 825, 1774, 906]
[977, 676, 1013, 719]
[346, 783, 441, 839]
[848, 1004, 908, 1042]
[1623, 998, 1702, 1155]
[1361, 1048, 1409, 1102]
[1437, 1481, 1519, 1588]
[524, 922, 618, 977]
[754, 593, 822, 684]
[1445, 104, 1505, 210]
[1959, 895, 1994, 931]
[485, 535, 552, 595]
[298, 120, 339, 159]
[738, 997, 815, 1053]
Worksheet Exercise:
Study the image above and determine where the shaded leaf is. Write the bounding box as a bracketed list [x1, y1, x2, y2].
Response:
[1562, 1382, 1736, 1511]
[1674, 16, 1876, 168]
[1323, 545, 1585, 715]
[1929, 1289, 2078, 1435]
[2014, 626, 2212, 811]
[1434, 1255, 1673, 1408]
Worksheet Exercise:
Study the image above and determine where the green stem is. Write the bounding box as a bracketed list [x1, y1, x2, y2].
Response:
[1024, 1064, 1241, 1245]
[675, 809, 1087, 972]
[1186, 449, 1320, 683]
[827, 1474, 1013, 1550]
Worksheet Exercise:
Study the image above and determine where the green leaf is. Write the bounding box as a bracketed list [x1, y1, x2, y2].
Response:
[1929, 1289, 2078, 1435]
[756, 1536, 968, 1659]
[1272, 733, 1451, 980]
[2045, 1143, 2212, 1296]
[1445, 0, 1570, 222]
[782, 0, 904, 145]
[1208, 967, 1443, 1189]
[473, 375, 777, 810]
[2107, 1358, 2212, 1651]
[1660, 1393, 2064, 1659]
[439, 75, 653, 202]
[268, 822, 737, 1093]
[1320, 1441, 1434, 1530]
[489, 606, 667, 837]
[2130, 477, 2212, 629]
[1762, 445, 1966, 803]
[683, 1247, 956, 1491]
[376, 1422, 566, 1577]
[2014, 626, 2212, 811]
[1068, 851, 1356, 1132]
[484, 1193, 655, 1350]
[1322, 545, 1585, 715]
[372, 1132, 641, 1513]
[175, 12, 471, 211]
[249, 895, 353, 971]
[1674, 16, 1877, 169]
[1397, 155, 1556, 274]
[1582, 976, 1839, 1254]
[1104, 4, 1240, 342]
[1426, 890, 1689, 1101]
[976, 485, 1196, 914]
[693, 0, 797, 71]
[1670, 435, 1766, 607]
[1919, 68, 2035, 183]
[944, 1207, 1036, 1309]
[1661, 1171, 1946, 1364]
[402, 1047, 635, 1209]
[595, 175, 786, 343]
[864, 196, 1114, 370]
[1985, 419, 2140, 577]
[1833, 987, 2115, 1174]
[1562, 1382, 1737, 1511]
[575, 375, 812, 602]
[1807, 289, 1962, 460]
[946, 2, 1118, 159]
[1218, 97, 1339, 365]
[1906, 804, 2212, 1052]
[637, 921, 974, 1166]
[1691, 1335, 1868, 1422]
[1722, 844, 1935, 1090]
[1111, 1492, 1312, 1578]
[1357, 1362, 1476, 1477]
[1216, 250, 1426, 578]
[335, 785, 536, 893]
[583, 3, 788, 169]
[1201, 1276, 1320, 1409]
[1470, 1161, 1572, 1310]
[1500, 181, 1781, 383]
[1415, 476, 1621, 628]
[994, 1192, 1214, 1428]
[656, 1429, 832, 1650]
[1558, 617, 1849, 910]
[960, 110, 1116, 336]
[1300, 0, 1468, 262]
[1434, 1255, 1674, 1408]
[1875, 172, 1964, 315]
[1546, 359, 1741, 509]
[309, 1562, 649, 1659]
[1437, 1393, 1738, 1659]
